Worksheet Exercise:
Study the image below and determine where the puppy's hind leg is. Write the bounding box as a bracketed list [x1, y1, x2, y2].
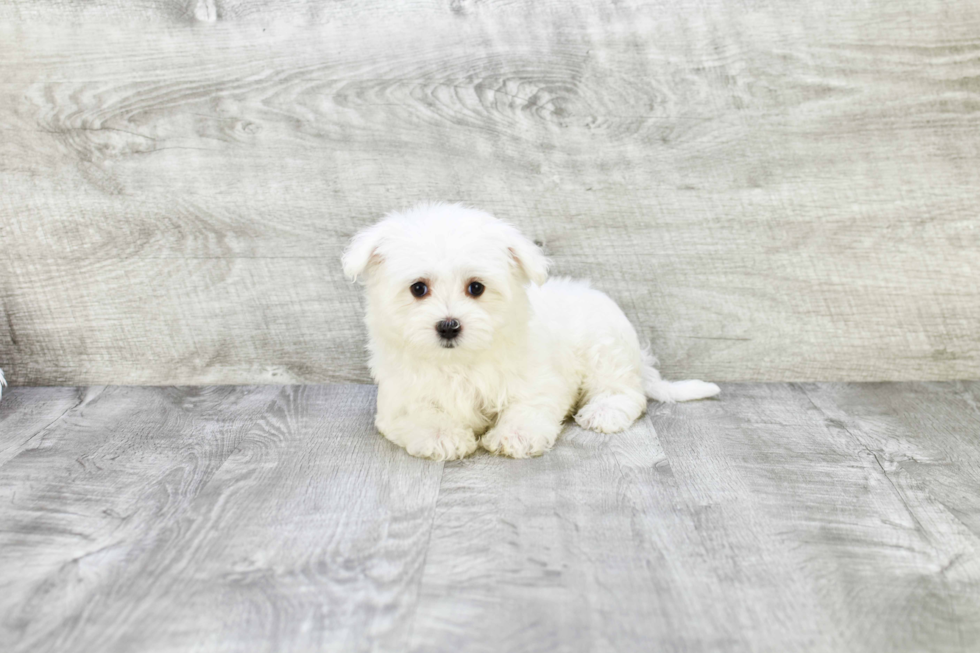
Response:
[574, 390, 646, 434]
[575, 346, 720, 434]
[573, 341, 648, 434]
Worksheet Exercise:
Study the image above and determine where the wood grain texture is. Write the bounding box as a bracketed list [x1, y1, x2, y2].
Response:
[1, 382, 979, 652]
[412, 382, 980, 652]
[0, 386, 96, 467]
[0, 385, 443, 653]
[2, 1, 980, 384]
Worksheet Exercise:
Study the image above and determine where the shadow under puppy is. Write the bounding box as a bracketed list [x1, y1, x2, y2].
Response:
[343, 203, 719, 460]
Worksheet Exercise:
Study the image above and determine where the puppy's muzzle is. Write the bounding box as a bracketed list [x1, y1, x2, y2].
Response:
[436, 318, 462, 343]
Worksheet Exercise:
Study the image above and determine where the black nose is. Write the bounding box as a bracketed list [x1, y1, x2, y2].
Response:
[436, 318, 462, 340]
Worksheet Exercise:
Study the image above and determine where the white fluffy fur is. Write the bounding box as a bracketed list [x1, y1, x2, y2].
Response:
[343, 203, 719, 460]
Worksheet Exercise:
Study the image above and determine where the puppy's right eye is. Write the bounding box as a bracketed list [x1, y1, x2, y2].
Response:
[410, 281, 428, 298]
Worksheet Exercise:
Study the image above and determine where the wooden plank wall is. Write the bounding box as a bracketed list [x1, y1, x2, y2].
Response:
[1, 0, 978, 385]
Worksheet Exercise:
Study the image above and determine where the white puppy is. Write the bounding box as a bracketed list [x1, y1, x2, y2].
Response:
[343, 203, 719, 460]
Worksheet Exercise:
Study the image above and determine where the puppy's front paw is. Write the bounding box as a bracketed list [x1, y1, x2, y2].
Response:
[402, 426, 478, 461]
[481, 413, 560, 459]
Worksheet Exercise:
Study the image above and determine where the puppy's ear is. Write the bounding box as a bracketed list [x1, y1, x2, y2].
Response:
[342, 221, 386, 281]
[506, 227, 550, 285]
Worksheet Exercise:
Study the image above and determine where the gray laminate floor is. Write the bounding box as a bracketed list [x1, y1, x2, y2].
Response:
[1, 382, 978, 653]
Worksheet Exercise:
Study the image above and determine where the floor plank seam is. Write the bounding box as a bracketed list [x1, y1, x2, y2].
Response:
[954, 382, 980, 419]
[868, 451, 931, 540]
[795, 383, 962, 556]
[401, 458, 448, 650]
[8, 386, 103, 452]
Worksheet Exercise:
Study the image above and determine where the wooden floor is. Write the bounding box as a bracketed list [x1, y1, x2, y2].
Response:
[1, 382, 978, 653]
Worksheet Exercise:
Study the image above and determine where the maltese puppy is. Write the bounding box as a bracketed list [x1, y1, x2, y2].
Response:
[343, 203, 719, 460]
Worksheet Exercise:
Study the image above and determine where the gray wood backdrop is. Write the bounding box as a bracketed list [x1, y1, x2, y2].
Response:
[1, 0, 978, 385]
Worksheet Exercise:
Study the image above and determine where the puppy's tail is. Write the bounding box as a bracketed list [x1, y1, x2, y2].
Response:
[641, 348, 720, 403]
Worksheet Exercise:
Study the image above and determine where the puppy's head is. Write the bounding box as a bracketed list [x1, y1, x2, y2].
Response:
[343, 203, 548, 356]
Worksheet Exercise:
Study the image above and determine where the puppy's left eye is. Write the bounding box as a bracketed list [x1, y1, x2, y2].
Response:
[467, 281, 485, 297]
